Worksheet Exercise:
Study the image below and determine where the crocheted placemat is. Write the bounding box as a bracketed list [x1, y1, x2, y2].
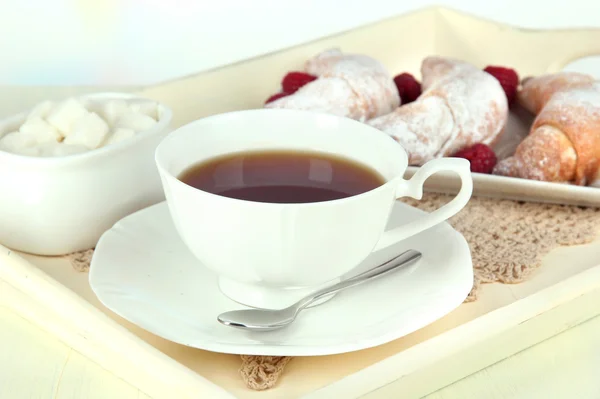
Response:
[66, 193, 600, 391]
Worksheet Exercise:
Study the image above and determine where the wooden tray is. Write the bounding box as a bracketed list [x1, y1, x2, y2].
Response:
[2, 7, 600, 399]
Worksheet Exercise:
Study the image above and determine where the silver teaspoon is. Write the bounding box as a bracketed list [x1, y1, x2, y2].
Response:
[217, 249, 422, 331]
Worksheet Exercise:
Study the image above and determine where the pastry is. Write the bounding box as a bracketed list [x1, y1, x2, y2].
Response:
[367, 56, 508, 165]
[517, 71, 595, 114]
[493, 72, 600, 186]
[265, 49, 400, 122]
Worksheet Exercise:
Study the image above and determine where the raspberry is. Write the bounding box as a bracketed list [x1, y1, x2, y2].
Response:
[484, 66, 519, 107]
[265, 92, 288, 104]
[452, 143, 497, 174]
[393, 73, 422, 105]
[281, 72, 317, 94]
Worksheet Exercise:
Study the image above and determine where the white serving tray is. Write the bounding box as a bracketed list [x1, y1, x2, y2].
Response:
[2, 6, 600, 399]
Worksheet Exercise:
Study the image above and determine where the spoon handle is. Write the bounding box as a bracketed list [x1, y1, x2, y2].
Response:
[296, 249, 422, 310]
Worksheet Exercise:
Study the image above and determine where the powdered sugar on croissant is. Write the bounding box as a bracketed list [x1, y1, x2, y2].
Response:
[517, 71, 595, 114]
[368, 96, 454, 165]
[367, 56, 508, 165]
[265, 49, 399, 122]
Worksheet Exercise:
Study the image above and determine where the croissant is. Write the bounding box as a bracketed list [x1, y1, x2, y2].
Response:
[367, 56, 508, 165]
[517, 71, 595, 114]
[493, 72, 600, 186]
[265, 49, 399, 122]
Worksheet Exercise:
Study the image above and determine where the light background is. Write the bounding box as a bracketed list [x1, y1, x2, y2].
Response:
[1, 0, 600, 85]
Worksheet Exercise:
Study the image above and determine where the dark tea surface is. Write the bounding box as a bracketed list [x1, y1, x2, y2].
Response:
[178, 150, 385, 203]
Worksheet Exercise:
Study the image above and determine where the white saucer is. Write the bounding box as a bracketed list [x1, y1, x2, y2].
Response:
[89, 201, 473, 356]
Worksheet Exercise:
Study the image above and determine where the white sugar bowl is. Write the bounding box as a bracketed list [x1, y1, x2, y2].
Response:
[0, 92, 173, 255]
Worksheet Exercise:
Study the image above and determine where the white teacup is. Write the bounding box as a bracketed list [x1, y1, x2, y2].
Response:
[155, 109, 473, 308]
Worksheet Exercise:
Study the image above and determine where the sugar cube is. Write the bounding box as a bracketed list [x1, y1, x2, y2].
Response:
[98, 99, 130, 127]
[27, 100, 54, 119]
[45, 98, 89, 136]
[114, 112, 157, 132]
[0, 132, 40, 156]
[19, 117, 61, 143]
[78, 97, 96, 112]
[37, 142, 88, 157]
[104, 127, 136, 146]
[63, 112, 109, 149]
[0, 131, 37, 152]
[129, 100, 159, 121]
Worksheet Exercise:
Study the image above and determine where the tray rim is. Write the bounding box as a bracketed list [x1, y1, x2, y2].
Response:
[306, 267, 600, 398]
[2, 243, 600, 399]
[138, 5, 600, 89]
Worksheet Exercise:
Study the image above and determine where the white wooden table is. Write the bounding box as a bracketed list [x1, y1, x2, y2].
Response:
[1, 305, 599, 399]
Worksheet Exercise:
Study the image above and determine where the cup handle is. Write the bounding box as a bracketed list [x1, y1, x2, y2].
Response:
[373, 158, 473, 252]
